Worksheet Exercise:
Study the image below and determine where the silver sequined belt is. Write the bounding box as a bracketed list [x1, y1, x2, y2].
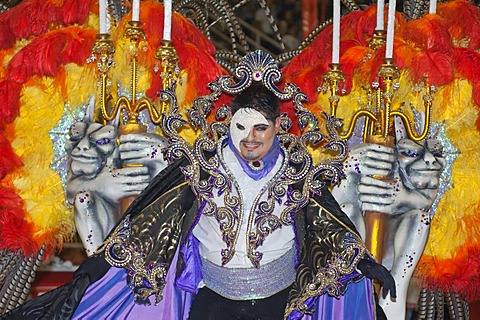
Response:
[201, 247, 296, 300]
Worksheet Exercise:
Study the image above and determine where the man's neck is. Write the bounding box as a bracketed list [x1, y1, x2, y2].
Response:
[226, 135, 281, 181]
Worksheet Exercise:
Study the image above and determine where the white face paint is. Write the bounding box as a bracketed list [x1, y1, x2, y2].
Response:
[230, 108, 278, 161]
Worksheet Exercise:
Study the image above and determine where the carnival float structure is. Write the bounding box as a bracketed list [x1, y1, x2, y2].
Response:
[0, 0, 479, 319]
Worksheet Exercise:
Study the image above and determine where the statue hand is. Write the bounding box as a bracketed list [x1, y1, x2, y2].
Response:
[344, 143, 395, 177]
[93, 164, 151, 202]
[119, 133, 168, 177]
[358, 172, 438, 215]
[332, 143, 395, 210]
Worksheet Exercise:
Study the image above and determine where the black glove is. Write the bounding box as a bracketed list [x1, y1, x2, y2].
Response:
[73, 254, 111, 283]
[357, 258, 397, 299]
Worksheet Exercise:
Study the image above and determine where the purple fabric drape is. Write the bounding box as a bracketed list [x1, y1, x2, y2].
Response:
[176, 234, 203, 293]
[73, 247, 193, 319]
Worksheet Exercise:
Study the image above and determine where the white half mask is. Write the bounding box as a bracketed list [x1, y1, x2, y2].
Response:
[230, 108, 269, 151]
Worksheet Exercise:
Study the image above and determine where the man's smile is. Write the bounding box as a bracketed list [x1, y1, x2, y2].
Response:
[241, 141, 262, 150]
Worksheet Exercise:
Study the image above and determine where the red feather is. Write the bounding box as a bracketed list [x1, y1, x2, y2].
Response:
[285, 63, 326, 102]
[2, 27, 96, 122]
[0, 19, 15, 51]
[282, 47, 315, 81]
[0, 134, 22, 180]
[0, 209, 37, 255]
[0, 81, 22, 125]
[338, 45, 371, 93]
[351, 5, 377, 46]
[453, 48, 480, 83]
[398, 15, 453, 53]
[420, 245, 480, 302]
[0, 0, 93, 51]
[410, 51, 453, 86]
[472, 82, 480, 120]
[59, 0, 93, 26]
[0, 189, 38, 256]
[60, 28, 97, 66]
[437, 0, 480, 50]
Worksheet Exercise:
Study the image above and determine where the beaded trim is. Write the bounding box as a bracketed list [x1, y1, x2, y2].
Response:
[217, 136, 292, 267]
[97, 216, 169, 304]
[284, 232, 366, 316]
[160, 51, 348, 267]
[201, 247, 296, 300]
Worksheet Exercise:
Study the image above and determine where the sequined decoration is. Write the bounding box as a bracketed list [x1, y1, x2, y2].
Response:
[427, 122, 459, 219]
[284, 232, 366, 316]
[420, 209, 431, 228]
[402, 252, 416, 278]
[49, 102, 87, 203]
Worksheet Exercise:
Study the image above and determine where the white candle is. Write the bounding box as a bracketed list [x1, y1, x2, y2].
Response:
[385, 0, 396, 59]
[376, 0, 385, 30]
[429, 0, 437, 14]
[132, 0, 140, 21]
[163, 0, 172, 41]
[99, 0, 107, 33]
[332, 0, 340, 64]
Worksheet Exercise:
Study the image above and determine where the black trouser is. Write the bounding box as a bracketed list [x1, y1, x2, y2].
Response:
[188, 286, 291, 320]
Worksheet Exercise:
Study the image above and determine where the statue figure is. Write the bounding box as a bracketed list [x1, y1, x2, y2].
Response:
[332, 118, 446, 320]
[65, 98, 168, 255]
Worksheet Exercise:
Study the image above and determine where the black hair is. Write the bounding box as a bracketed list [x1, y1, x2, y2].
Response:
[230, 82, 280, 121]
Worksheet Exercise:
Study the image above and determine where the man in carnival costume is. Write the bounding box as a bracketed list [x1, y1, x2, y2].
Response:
[3, 52, 395, 320]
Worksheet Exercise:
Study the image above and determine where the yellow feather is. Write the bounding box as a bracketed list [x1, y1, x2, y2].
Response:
[11, 80, 74, 246]
[423, 80, 480, 259]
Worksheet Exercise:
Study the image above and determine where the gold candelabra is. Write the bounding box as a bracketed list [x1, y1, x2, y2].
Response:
[324, 58, 433, 264]
[95, 21, 159, 136]
[324, 58, 432, 145]
[90, 21, 179, 211]
[369, 29, 387, 50]
[155, 39, 179, 115]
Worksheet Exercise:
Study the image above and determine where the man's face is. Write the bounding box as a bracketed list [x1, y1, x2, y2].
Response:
[230, 108, 280, 162]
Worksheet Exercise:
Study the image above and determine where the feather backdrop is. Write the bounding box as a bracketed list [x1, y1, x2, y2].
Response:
[0, 0, 225, 260]
[284, 0, 480, 302]
[0, 0, 479, 307]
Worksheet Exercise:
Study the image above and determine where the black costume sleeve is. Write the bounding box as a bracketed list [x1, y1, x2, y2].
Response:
[285, 188, 369, 316]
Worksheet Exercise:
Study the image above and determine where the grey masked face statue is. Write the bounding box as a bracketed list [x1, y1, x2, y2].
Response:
[331, 120, 446, 320]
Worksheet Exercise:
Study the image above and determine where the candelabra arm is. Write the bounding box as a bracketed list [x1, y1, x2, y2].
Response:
[339, 110, 378, 140]
[131, 55, 138, 106]
[137, 98, 162, 125]
[99, 73, 113, 121]
[104, 96, 129, 122]
[324, 63, 346, 117]
[364, 117, 375, 142]
[155, 40, 179, 115]
[390, 110, 431, 142]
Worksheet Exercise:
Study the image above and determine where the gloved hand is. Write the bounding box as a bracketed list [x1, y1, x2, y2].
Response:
[357, 258, 397, 299]
[73, 255, 111, 283]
